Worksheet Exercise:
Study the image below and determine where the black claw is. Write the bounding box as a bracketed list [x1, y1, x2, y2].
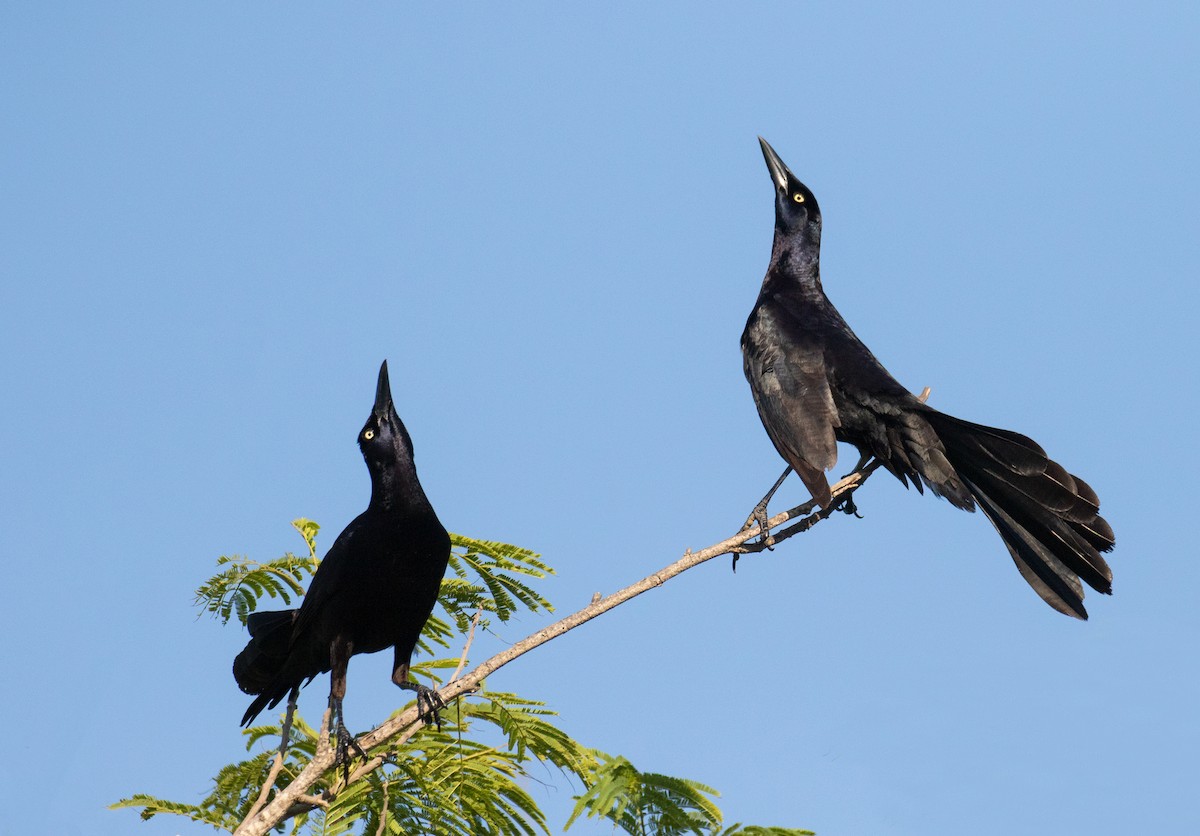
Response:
[751, 502, 775, 550]
[330, 697, 367, 782]
[838, 495, 863, 518]
[753, 508, 772, 546]
[401, 681, 445, 730]
[742, 466, 792, 555]
[335, 722, 367, 781]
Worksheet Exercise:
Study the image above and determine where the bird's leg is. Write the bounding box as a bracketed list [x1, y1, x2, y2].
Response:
[393, 658, 445, 730]
[329, 639, 366, 780]
[741, 466, 793, 559]
[329, 694, 367, 782]
[834, 453, 872, 518]
[841, 451, 873, 480]
[278, 685, 300, 759]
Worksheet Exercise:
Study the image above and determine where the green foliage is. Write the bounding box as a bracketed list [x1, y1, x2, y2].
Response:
[292, 518, 320, 559]
[110, 794, 237, 831]
[118, 520, 811, 835]
[357, 711, 551, 836]
[565, 755, 817, 836]
[715, 827, 816, 836]
[114, 691, 591, 835]
[567, 753, 722, 835]
[410, 534, 554, 660]
[113, 714, 319, 831]
[194, 519, 321, 627]
[468, 691, 593, 777]
[444, 533, 555, 627]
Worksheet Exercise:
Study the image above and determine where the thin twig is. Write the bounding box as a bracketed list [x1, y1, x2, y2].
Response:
[244, 686, 300, 819]
[374, 781, 390, 836]
[244, 752, 285, 821]
[233, 456, 883, 835]
[449, 611, 482, 684]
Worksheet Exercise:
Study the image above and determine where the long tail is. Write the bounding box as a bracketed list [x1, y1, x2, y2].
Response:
[233, 609, 302, 726]
[923, 411, 1115, 619]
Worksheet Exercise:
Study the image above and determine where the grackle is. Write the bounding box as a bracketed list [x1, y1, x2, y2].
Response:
[233, 360, 451, 760]
[741, 138, 1115, 619]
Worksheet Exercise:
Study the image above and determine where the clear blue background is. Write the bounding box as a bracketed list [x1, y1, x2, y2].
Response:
[3, 3, 1197, 834]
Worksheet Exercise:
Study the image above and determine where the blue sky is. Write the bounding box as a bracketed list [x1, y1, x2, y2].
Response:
[2, 3, 1198, 834]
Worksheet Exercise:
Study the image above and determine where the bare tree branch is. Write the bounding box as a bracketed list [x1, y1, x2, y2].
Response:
[244, 752, 285, 822]
[233, 458, 889, 835]
[244, 686, 300, 821]
[374, 780, 390, 836]
[294, 794, 329, 809]
[449, 610, 482, 684]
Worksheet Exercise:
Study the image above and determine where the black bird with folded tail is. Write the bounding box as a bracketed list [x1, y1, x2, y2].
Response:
[741, 138, 1115, 619]
[233, 360, 450, 752]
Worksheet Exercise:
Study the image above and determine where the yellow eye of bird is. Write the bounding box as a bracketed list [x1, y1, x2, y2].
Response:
[364, 429, 375, 440]
[792, 192, 805, 203]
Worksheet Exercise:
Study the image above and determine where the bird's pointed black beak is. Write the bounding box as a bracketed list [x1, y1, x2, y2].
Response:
[758, 136, 791, 193]
[374, 360, 393, 418]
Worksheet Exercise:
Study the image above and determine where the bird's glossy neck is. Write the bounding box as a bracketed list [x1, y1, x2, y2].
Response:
[768, 235, 822, 293]
[367, 451, 435, 517]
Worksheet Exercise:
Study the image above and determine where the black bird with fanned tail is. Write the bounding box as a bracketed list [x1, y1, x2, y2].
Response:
[741, 138, 1115, 619]
[233, 360, 451, 760]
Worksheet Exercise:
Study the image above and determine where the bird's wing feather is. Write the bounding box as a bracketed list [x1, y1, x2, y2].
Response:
[287, 515, 364, 644]
[742, 302, 838, 504]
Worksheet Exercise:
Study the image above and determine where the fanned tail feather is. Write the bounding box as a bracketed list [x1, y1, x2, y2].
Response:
[923, 410, 1115, 619]
[232, 609, 310, 726]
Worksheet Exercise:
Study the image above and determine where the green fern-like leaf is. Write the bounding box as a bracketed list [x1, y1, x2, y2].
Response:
[109, 794, 234, 830]
[403, 656, 463, 692]
[195, 518, 321, 627]
[467, 691, 595, 780]
[405, 735, 548, 836]
[568, 753, 728, 836]
[194, 552, 314, 626]
[292, 517, 320, 562]
[716, 826, 816, 836]
[442, 534, 554, 627]
[413, 610, 458, 656]
[434, 575, 492, 632]
[310, 776, 373, 836]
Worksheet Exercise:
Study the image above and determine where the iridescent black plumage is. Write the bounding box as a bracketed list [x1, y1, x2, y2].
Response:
[742, 138, 1114, 618]
[233, 361, 450, 743]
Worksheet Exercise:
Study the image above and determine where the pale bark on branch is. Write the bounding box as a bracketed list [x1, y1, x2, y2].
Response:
[233, 460, 886, 836]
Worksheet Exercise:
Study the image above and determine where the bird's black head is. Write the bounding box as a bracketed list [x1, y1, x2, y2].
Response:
[359, 360, 414, 467]
[759, 137, 822, 248]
